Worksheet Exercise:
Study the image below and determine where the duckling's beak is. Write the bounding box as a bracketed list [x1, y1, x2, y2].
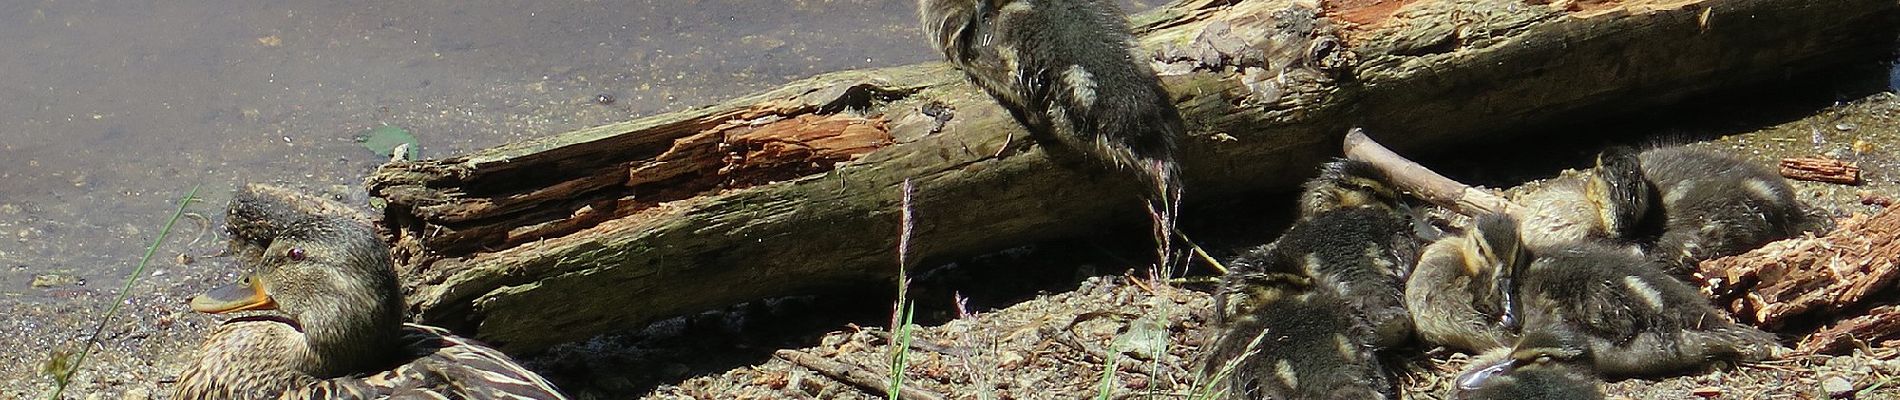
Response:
[190, 275, 277, 313]
[1455, 356, 1514, 392]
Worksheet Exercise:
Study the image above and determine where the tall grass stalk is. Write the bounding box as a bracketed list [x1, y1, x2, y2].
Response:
[46, 184, 200, 400]
[888, 179, 917, 400]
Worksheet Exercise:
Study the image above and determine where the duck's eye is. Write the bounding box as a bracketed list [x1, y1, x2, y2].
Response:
[286, 247, 306, 261]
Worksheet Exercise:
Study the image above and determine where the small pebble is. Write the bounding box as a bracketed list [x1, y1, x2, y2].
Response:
[998, 350, 1027, 369]
[121, 387, 151, 400]
[1822, 375, 1855, 398]
[1836, 122, 1859, 132]
[31, 273, 81, 288]
[595, 93, 616, 105]
[1859, 190, 1892, 207]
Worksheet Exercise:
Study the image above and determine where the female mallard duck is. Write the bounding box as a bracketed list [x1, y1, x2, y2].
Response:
[173, 184, 567, 399]
[1585, 146, 1813, 276]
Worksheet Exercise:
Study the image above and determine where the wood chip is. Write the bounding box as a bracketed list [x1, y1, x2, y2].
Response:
[1780, 157, 1862, 185]
[1700, 207, 1900, 329]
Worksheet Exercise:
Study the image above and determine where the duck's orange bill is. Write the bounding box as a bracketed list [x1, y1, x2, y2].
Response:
[189, 275, 277, 314]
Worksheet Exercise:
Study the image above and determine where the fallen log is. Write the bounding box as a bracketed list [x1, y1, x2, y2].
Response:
[1699, 206, 1900, 331]
[367, 0, 1899, 351]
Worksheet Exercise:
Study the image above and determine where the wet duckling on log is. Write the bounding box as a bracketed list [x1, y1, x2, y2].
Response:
[918, 0, 1185, 263]
[1455, 328, 1605, 400]
[1406, 213, 1527, 353]
[1508, 218, 1782, 377]
[1204, 273, 1393, 400]
[174, 184, 568, 399]
[1585, 145, 1813, 276]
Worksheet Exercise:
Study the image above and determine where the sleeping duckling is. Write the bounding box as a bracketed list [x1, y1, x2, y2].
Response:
[1270, 159, 1420, 347]
[1509, 218, 1782, 377]
[1406, 213, 1526, 353]
[1204, 273, 1392, 400]
[1455, 328, 1605, 400]
[918, 0, 1186, 264]
[1586, 146, 1812, 276]
[1200, 159, 1419, 399]
[175, 184, 567, 399]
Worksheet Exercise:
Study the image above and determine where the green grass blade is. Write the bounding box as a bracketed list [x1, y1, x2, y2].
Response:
[46, 184, 200, 399]
[1096, 344, 1121, 400]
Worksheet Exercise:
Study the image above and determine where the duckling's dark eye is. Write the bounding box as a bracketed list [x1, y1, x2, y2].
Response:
[286, 247, 306, 261]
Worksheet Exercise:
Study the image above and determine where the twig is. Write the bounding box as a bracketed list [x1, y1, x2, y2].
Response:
[1341, 128, 1522, 216]
[775, 350, 949, 400]
[1175, 228, 1228, 274]
[864, 329, 966, 356]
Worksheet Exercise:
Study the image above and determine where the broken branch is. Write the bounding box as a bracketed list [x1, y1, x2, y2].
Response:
[1343, 128, 1523, 216]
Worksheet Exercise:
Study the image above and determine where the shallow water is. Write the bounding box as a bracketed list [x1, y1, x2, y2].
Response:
[0, 1, 954, 297]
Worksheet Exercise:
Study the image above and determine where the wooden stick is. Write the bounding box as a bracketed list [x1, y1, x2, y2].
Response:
[1779, 157, 1862, 185]
[1342, 128, 1523, 216]
[774, 349, 949, 400]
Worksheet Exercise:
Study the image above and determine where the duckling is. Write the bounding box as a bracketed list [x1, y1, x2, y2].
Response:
[918, 0, 1185, 264]
[1512, 170, 1629, 252]
[1270, 159, 1420, 347]
[1455, 328, 1605, 400]
[1508, 217, 1781, 377]
[1203, 274, 1392, 400]
[1585, 145, 1812, 276]
[174, 184, 567, 399]
[1200, 160, 1416, 399]
[1406, 213, 1526, 353]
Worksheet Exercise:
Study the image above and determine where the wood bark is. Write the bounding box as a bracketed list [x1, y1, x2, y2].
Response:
[366, 0, 1899, 351]
[1780, 157, 1863, 185]
[1797, 305, 1900, 355]
[1699, 207, 1900, 330]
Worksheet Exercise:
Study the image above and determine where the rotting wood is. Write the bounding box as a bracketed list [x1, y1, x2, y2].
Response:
[367, 0, 1899, 351]
[773, 349, 950, 400]
[1698, 207, 1900, 330]
[1797, 305, 1900, 355]
[1780, 157, 1862, 185]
